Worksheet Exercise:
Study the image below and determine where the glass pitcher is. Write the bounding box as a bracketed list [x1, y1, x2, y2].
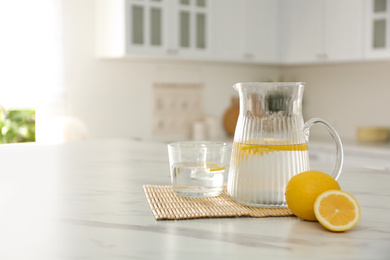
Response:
[227, 82, 343, 208]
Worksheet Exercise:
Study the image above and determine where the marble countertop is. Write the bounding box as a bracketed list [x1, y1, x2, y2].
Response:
[309, 138, 390, 157]
[0, 139, 389, 259]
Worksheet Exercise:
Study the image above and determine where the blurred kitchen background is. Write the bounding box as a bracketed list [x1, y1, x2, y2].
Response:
[1, 0, 390, 149]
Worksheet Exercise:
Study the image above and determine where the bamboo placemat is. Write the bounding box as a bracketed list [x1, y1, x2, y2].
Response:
[143, 185, 293, 220]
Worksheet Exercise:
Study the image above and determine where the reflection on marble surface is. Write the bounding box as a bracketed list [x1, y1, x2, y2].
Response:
[0, 139, 389, 259]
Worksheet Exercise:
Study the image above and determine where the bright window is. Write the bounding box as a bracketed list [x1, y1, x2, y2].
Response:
[0, 0, 64, 143]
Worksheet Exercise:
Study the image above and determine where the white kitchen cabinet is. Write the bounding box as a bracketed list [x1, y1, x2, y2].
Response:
[171, 0, 213, 59]
[214, 0, 245, 62]
[324, 0, 363, 62]
[281, 0, 363, 64]
[281, 0, 322, 64]
[97, 0, 366, 65]
[96, 0, 213, 60]
[126, 0, 167, 55]
[364, 0, 390, 59]
[243, 0, 280, 63]
[214, 0, 280, 64]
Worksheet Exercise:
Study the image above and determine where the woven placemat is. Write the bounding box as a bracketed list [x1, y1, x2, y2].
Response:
[143, 185, 293, 220]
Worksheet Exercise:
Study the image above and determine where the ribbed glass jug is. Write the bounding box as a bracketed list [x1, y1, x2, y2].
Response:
[227, 82, 343, 208]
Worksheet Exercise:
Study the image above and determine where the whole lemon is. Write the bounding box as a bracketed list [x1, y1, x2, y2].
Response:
[285, 170, 341, 221]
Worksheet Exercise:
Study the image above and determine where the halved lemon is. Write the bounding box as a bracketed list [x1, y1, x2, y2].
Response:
[314, 190, 361, 232]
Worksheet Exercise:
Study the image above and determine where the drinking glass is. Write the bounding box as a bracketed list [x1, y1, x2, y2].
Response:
[168, 141, 228, 197]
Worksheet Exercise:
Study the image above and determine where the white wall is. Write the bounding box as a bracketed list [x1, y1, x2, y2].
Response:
[281, 61, 390, 142]
[62, 0, 281, 140]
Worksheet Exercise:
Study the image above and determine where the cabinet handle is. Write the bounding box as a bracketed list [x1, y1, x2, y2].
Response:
[317, 53, 328, 61]
[244, 53, 255, 60]
[167, 49, 179, 55]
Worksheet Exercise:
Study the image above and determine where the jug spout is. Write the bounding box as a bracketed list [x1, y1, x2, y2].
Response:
[232, 83, 240, 92]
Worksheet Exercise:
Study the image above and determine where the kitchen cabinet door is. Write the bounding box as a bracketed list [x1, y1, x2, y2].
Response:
[281, 0, 363, 64]
[244, 0, 280, 64]
[214, 0, 245, 62]
[280, 0, 323, 64]
[324, 0, 363, 62]
[126, 0, 168, 55]
[214, 0, 280, 64]
[364, 0, 390, 59]
[169, 0, 213, 59]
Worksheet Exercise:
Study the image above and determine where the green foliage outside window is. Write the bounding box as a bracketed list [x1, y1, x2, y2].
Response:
[0, 109, 36, 144]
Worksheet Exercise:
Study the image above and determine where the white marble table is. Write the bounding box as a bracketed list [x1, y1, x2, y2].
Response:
[0, 139, 389, 259]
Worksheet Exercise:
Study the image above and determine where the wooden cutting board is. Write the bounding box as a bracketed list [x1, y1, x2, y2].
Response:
[223, 97, 239, 136]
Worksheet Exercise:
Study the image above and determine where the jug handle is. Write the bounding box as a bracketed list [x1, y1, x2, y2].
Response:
[303, 118, 344, 180]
